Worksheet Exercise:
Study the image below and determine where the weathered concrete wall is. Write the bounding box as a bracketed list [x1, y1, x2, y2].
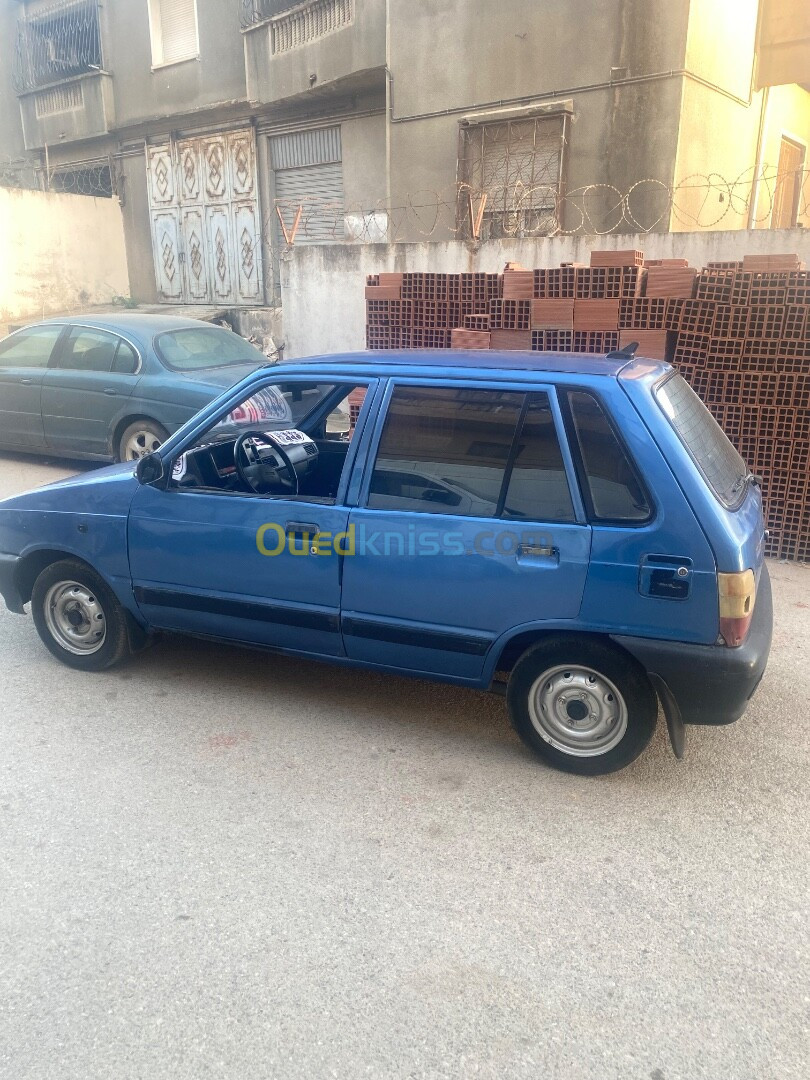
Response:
[244, 0, 385, 105]
[0, 3, 35, 187]
[102, 0, 247, 131]
[281, 228, 810, 359]
[0, 188, 130, 321]
[386, 0, 691, 239]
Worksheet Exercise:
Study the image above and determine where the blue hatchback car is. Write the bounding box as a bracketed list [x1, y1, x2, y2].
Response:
[0, 314, 268, 462]
[0, 350, 772, 775]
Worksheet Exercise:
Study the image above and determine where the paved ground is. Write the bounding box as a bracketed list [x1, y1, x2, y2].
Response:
[0, 451, 808, 1080]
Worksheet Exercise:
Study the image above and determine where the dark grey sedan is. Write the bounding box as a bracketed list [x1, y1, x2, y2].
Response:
[0, 314, 269, 462]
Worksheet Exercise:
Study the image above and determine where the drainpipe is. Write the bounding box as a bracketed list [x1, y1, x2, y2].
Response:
[748, 84, 769, 229]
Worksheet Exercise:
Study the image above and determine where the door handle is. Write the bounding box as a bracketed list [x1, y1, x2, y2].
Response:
[516, 543, 559, 564]
[20, 378, 34, 385]
[286, 521, 319, 538]
[103, 388, 118, 396]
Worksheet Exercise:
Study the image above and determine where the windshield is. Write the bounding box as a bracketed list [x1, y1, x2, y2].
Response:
[656, 373, 748, 509]
[154, 327, 266, 372]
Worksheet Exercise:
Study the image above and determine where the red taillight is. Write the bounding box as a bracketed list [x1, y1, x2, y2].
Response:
[718, 570, 756, 647]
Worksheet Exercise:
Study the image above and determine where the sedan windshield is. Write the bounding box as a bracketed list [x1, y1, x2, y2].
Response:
[154, 327, 266, 372]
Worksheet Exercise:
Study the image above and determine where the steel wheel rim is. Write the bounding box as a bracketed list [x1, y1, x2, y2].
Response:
[43, 581, 107, 655]
[528, 664, 628, 757]
[124, 429, 162, 460]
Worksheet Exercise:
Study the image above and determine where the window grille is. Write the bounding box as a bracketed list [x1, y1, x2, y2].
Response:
[459, 115, 565, 239]
[12, 0, 102, 94]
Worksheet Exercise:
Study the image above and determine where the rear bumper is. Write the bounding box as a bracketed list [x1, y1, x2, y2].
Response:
[611, 563, 773, 726]
[0, 552, 25, 614]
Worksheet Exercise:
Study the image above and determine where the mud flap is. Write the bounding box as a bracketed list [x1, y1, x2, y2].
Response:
[649, 673, 686, 760]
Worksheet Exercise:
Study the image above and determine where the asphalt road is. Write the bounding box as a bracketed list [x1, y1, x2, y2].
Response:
[0, 451, 808, 1080]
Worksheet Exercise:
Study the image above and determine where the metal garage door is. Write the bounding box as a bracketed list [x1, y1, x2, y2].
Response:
[270, 126, 345, 246]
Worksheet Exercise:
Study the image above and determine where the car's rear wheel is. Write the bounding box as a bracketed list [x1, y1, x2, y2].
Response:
[507, 637, 657, 775]
[31, 559, 132, 671]
[117, 420, 168, 463]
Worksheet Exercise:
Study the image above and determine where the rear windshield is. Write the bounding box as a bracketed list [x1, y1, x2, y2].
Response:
[656, 373, 748, 509]
[155, 327, 266, 372]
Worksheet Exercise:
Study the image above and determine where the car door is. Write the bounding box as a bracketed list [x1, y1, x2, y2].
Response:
[127, 375, 378, 656]
[0, 324, 65, 450]
[341, 380, 592, 681]
[42, 326, 140, 456]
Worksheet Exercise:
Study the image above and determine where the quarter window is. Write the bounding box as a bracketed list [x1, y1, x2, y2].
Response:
[567, 391, 651, 523]
[112, 341, 140, 374]
[0, 325, 63, 368]
[368, 386, 574, 521]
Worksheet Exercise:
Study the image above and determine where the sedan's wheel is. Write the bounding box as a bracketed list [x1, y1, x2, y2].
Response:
[32, 559, 132, 671]
[117, 420, 168, 463]
[507, 637, 657, 775]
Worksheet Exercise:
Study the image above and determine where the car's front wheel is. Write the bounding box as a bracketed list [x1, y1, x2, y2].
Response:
[117, 420, 168, 463]
[507, 637, 657, 775]
[31, 559, 132, 671]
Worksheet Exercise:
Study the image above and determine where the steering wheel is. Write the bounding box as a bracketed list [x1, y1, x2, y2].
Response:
[234, 430, 299, 495]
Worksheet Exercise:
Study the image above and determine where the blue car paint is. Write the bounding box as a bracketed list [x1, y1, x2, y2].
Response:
[619, 361, 765, 576]
[0, 351, 767, 703]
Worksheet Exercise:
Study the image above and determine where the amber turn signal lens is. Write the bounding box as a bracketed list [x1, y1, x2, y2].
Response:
[718, 570, 756, 647]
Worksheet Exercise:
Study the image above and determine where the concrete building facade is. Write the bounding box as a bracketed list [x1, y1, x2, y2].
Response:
[2, 0, 808, 315]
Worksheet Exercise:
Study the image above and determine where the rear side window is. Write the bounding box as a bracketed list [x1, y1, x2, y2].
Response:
[368, 385, 575, 522]
[566, 391, 651, 523]
[502, 396, 575, 522]
[57, 328, 119, 373]
[656, 373, 747, 509]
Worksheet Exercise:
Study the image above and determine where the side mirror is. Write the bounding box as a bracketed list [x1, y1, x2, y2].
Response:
[135, 452, 165, 486]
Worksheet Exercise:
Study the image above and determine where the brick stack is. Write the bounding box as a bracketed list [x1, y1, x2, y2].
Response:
[365, 252, 810, 561]
[365, 272, 501, 350]
[661, 254, 810, 562]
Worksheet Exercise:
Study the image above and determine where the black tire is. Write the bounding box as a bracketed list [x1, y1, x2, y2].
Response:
[507, 636, 657, 776]
[31, 559, 132, 671]
[116, 419, 168, 464]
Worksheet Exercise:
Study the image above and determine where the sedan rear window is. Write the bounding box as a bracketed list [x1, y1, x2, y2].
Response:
[155, 327, 266, 372]
[656, 373, 748, 510]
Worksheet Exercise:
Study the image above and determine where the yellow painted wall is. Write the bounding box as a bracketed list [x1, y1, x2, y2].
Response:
[671, 0, 810, 231]
[753, 83, 810, 229]
[0, 188, 130, 321]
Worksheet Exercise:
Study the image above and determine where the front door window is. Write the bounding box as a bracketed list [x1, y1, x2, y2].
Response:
[171, 379, 370, 503]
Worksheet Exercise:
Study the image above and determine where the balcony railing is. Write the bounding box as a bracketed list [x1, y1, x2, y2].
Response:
[240, 0, 301, 30]
[12, 0, 103, 94]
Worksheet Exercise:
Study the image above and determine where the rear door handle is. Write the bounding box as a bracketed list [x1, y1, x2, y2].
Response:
[20, 378, 34, 385]
[517, 543, 559, 564]
[103, 388, 118, 396]
[286, 521, 319, 538]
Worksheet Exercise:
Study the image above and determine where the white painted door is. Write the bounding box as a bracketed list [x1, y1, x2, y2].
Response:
[146, 129, 263, 305]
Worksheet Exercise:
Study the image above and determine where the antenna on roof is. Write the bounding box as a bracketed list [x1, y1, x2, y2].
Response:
[606, 341, 638, 360]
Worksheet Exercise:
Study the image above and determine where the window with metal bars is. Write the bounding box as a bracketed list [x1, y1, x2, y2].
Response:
[12, 0, 102, 94]
[459, 115, 566, 239]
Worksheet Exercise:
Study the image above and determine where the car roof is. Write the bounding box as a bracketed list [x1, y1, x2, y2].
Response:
[35, 313, 221, 338]
[281, 349, 659, 378]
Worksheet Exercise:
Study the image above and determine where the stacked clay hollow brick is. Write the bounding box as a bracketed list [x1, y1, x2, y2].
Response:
[365, 251, 810, 561]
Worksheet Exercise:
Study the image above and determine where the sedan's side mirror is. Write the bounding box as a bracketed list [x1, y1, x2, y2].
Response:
[135, 452, 165, 486]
